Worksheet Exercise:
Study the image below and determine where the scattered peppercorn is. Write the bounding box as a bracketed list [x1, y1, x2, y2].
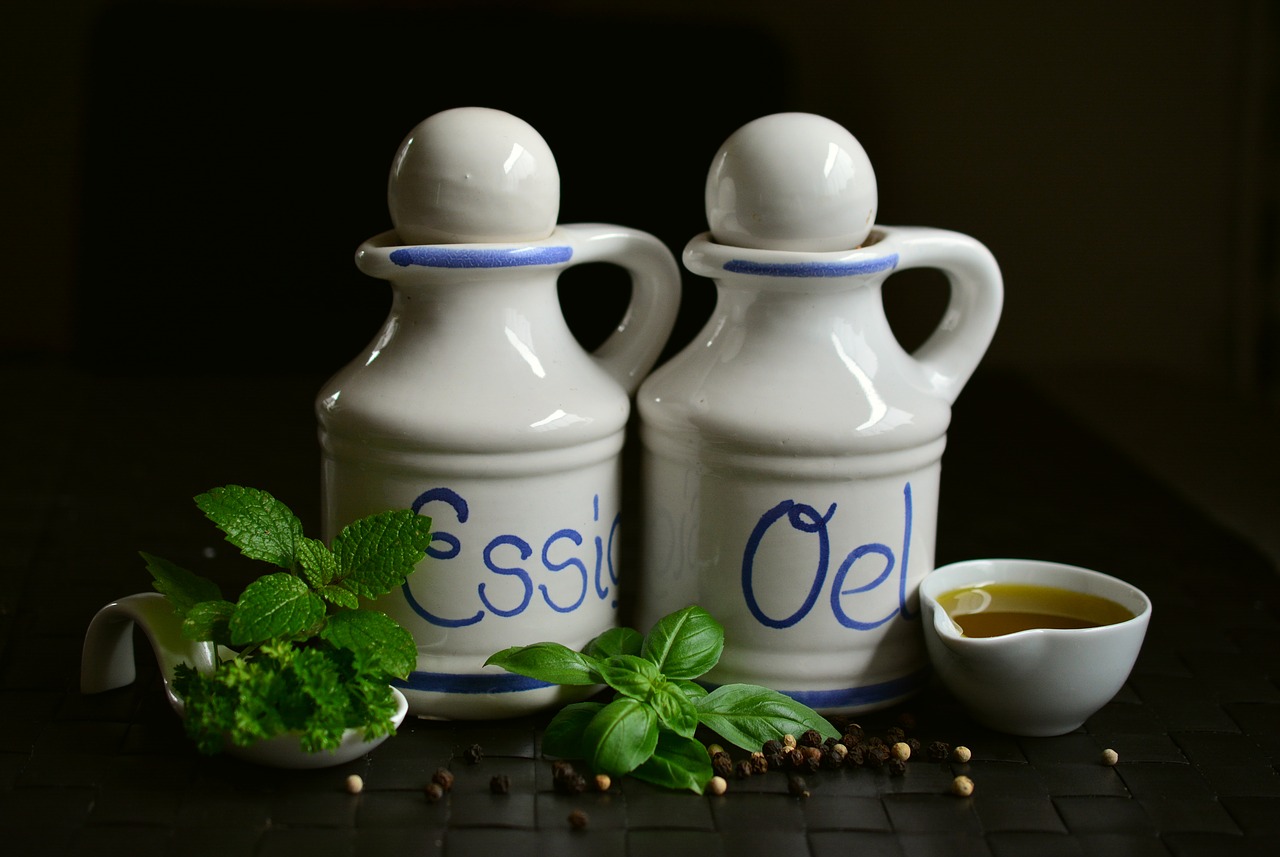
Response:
[951, 775, 975, 797]
[927, 741, 951, 762]
[552, 761, 588, 794]
[462, 744, 483, 764]
[711, 751, 733, 779]
[595, 774, 612, 792]
[708, 775, 728, 796]
[951, 746, 972, 764]
[885, 726, 906, 744]
[906, 737, 923, 756]
[424, 783, 445, 803]
[568, 809, 589, 829]
[887, 758, 907, 777]
[431, 768, 455, 792]
[706, 743, 725, 756]
[844, 723, 865, 741]
[489, 774, 511, 795]
[787, 775, 811, 798]
[891, 742, 911, 762]
[734, 759, 754, 779]
[749, 751, 769, 775]
[762, 739, 782, 756]
[1101, 748, 1120, 766]
[831, 743, 849, 762]
[866, 744, 890, 768]
[800, 729, 823, 748]
[344, 774, 363, 795]
[846, 745, 867, 767]
[782, 734, 797, 750]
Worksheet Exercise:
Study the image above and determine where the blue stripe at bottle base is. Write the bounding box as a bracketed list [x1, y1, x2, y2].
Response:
[389, 246, 573, 269]
[704, 667, 928, 710]
[392, 671, 557, 695]
[723, 253, 899, 278]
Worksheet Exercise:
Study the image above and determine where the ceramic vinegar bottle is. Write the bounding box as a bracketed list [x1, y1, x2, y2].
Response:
[317, 107, 681, 720]
[636, 113, 1003, 714]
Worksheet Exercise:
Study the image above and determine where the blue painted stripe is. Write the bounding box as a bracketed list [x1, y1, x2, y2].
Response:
[704, 667, 928, 710]
[392, 671, 557, 695]
[724, 253, 899, 278]
[389, 245, 573, 269]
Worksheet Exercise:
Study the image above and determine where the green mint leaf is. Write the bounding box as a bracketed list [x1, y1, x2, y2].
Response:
[649, 679, 699, 738]
[333, 510, 433, 599]
[318, 584, 360, 609]
[641, 605, 724, 680]
[297, 537, 338, 589]
[632, 731, 714, 794]
[584, 696, 658, 776]
[319, 609, 418, 679]
[142, 552, 222, 618]
[194, 485, 303, 569]
[694, 684, 839, 751]
[182, 599, 236, 646]
[541, 701, 604, 759]
[598, 654, 662, 701]
[583, 626, 643, 660]
[228, 572, 326, 646]
[484, 642, 602, 686]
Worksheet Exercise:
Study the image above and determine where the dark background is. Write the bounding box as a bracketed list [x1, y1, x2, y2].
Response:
[1, 0, 1277, 401]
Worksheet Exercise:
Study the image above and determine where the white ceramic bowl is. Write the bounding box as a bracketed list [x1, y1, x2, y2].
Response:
[918, 559, 1152, 736]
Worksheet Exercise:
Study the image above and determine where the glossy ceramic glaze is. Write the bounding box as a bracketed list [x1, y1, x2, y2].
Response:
[80, 593, 408, 768]
[919, 559, 1152, 736]
[317, 109, 681, 719]
[636, 113, 1003, 714]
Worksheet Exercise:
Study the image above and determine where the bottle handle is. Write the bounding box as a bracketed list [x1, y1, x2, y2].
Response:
[559, 224, 682, 395]
[887, 227, 1004, 404]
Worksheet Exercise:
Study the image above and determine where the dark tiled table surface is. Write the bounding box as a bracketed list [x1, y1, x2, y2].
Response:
[2, 361, 1278, 856]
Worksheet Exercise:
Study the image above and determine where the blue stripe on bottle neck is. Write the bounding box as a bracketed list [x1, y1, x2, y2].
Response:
[723, 253, 899, 278]
[389, 245, 574, 269]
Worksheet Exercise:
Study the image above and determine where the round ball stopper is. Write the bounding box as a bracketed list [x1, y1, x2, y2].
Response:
[706, 113, 877, 252]
[388, 107, 560, 244]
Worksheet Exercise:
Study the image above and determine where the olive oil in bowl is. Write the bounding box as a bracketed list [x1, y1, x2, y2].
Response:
[938, 582, 1135, 638]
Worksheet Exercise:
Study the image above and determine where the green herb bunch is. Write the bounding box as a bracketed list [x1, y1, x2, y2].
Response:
[484, 605, 839, 793]
[143, 485, 432, 754]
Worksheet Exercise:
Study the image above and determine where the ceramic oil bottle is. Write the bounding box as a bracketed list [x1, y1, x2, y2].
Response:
[636, 113, 1003, 714]
[317, 107, 680, 719]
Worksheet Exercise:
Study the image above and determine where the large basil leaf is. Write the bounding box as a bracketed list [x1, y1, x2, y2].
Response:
[640, 605, 724, 679]
[694, 683, 838, 751]
[584, 697, 659, 776]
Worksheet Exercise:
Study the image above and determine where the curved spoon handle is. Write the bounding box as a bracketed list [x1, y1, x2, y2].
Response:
[80, 593, 216, 704]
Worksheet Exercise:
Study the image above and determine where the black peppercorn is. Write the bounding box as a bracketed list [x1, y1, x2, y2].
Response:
[787, 775, 811, 799]
[712, 751, 733, 779]
[462, 744, 483, 764]
[734, 759, 753, 779]
[489, 774, 511, 795]
[799, 729, 823, 748]
[927, 741, 951, 762]
[866, 744, 890, 768]
[749, 751, 769, 775]
[884, 726, 906, 744]
[431, 768, 455, 791]
[846, 745, 867, 767]
[907, 737, 922, 757]
[887, 758, 907, 777]
[785, 747, 805, 769]
[424, 783, 445, 803]
[552, 761, 588, 794]
[568, 809, 589, 829]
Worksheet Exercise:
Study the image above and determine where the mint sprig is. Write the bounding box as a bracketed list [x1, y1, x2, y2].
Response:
[142, 485, 432, 755]
[484, 605, 838, 793]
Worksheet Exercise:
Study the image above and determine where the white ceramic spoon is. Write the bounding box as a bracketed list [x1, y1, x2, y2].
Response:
[81, 592, 408, 768]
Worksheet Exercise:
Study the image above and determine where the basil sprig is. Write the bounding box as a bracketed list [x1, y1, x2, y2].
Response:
[484, 605, 838, 793]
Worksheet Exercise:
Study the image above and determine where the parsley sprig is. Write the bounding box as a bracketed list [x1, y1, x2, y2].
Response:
[485, 605, 839, 793]
[142, 485, 432, 754]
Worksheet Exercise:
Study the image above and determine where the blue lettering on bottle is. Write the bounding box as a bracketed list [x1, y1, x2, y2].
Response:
[404, 487, 483, 627]
[742, 500, 837, 629]
[400, 489, 616, 627]
[541, 529, 588, 613]
[741, 483, 917, 631]
[480, 535, 534, 617]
